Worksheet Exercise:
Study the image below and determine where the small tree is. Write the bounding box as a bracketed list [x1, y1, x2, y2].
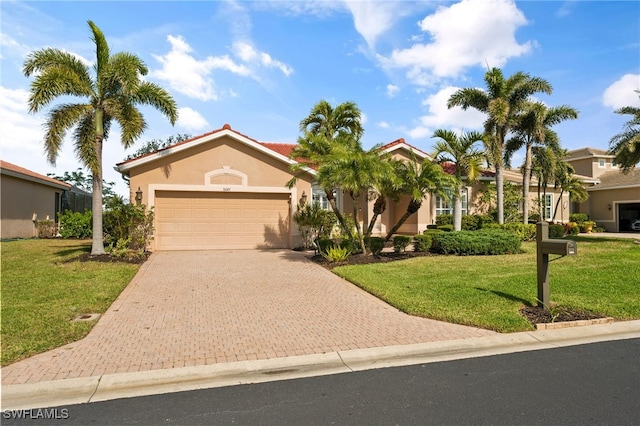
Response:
[293, 201, 336, 249]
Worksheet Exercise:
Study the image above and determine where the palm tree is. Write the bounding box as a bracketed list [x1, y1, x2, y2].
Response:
[609, 94, 640, 172]
[531, 145, 565, 220]
[384, 155, 456, 242]
[448, 67, 552, 224]
[432, 129, 485, 231]
[552, 163, 588, 222]
[506, 102, 578, 223]
[23, 21, 178, 255]
[288, 100, 365, 239]
[317, 141, 395, 254]
[364, 158, 403, 240]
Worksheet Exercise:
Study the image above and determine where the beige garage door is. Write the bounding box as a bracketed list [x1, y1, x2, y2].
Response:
[155, 191, 290, 250]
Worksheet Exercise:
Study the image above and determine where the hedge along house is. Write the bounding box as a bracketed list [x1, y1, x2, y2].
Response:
[115, 125, 315, 251]
[1, 161, 93, 239]
[566, 148, 640, 232]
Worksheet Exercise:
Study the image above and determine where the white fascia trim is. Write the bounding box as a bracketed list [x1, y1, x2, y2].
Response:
[115, 129, 316, 176]
[566, 154, 615, 161]
[587, 184, 640, 192]
[147, 183, 294, 209]
[382, 143, 432, 160]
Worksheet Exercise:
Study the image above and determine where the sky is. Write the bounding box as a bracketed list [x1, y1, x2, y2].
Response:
[1, 0, 639, 197]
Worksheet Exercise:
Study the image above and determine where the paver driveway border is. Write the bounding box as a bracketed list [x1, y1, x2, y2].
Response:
[1, 249, 496, 386]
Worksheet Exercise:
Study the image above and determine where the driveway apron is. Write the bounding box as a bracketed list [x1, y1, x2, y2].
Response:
[1, 250, 495, 385]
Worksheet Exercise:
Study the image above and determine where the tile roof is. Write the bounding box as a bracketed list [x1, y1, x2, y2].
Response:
[0, 160, 71, 188]
[566, 147, 612, 159]
[260, 143, 296, 158]
[587, 169, 640, 190]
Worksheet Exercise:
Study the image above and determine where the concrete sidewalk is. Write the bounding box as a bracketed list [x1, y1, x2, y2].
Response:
[2, 320, 638, 411]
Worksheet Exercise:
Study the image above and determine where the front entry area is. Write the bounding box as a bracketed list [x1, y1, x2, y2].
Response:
[154, 191, 291, 250]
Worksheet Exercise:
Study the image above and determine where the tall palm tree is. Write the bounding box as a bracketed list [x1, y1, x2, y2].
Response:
[384, 155, 456, 242]
[23, 21, 178, 255]
[552, 164, 588, 222]
[364, 158, 403, 240]
[506, 102, 578, 223]
[432, 129, 485, 231]
[609, 97, 640, 173]
[317, 141, 394, 254]
[531, 145, 565, 220]
[288, 100, 365, 238]
[448, 67, 552, 224]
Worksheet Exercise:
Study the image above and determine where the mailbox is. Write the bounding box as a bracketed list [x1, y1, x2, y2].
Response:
[541, 239, 577, 256]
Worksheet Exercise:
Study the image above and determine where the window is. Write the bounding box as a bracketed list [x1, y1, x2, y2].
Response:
[311, 185, 332, 210]
[541, 194, 553, 221]
[598, 159, 606, 168]
[436, 188, 468, 217]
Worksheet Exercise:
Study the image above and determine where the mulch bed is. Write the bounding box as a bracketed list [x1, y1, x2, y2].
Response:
[519, 305, 604, 325]
[310, 250, 435, 269]
[76, 252, 150, 264]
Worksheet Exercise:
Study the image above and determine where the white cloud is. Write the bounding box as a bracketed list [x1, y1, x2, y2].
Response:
[150, 35, 251, 101]
[379, 0, 533, 84]
[361, 112, 368, 125]
[386, 84, 399, 98]
[344, 1, 406, 48]
[176, 107, 209, 131]
[232, 41, 293, 76]
[407, 86, 486, 139]
[602, 74, 640, 110]
[0, 86, 46, 155]
[377, 121, 390, 129]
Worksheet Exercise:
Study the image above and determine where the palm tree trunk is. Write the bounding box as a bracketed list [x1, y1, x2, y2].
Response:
[351, 194, 367, 255]
[552, 189, 564, 222]
[365, 195, 386, 238]
[327, 190, 351, 240]
[90, 135, 106, 255]
[453, 190, 462, 231]
[496, 165, 505, 224]
[384, 199, 421, 242]
[522, 143, 533, 224]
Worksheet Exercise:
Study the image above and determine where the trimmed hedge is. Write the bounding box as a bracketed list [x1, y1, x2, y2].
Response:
[393, 235, 412, 253]
[549, 224, 565, 238]
[431, 230, 521, 256]
[413, 234, 433, 252]
[59, 210, 92, 238]
[366, 237, 386, 255]
[485, 223, 536, 241]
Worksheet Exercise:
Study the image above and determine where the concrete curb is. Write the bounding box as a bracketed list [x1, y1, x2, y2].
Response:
[2, 320, 639, 411]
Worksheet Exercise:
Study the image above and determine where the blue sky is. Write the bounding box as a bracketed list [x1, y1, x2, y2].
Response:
[1, 0, 639, 196]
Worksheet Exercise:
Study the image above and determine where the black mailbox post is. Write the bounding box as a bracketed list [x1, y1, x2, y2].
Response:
[536, 222, 577, 307]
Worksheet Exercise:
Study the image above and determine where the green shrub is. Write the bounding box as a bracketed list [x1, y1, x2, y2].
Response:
[528, 213, 541, 223]
[393, 235, 412, 253]
[322, 245, 351, 262]
[103, 197, 154, 253]
[431, 230, 521, 256]
[566, 222, 580, 236]
[413, 234, 433, 252]
[483, 223, 536, 241]
[461, 215, 479, 231]
[569, 213, 589, 224]
[594, 226, 606, 233]
[59, 210, 92, 238]
[437, 224, 454, 232]
[366, 237, 386, 255]
[293, 202, 337, 249]
[548, 224, 565, 238]
[435, 214, 453, 226]
[317, 238, 333, 254]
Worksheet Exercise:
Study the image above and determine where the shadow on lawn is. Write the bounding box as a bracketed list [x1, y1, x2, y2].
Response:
[476, 287, 533, 307]
[53, 243, 91, 258]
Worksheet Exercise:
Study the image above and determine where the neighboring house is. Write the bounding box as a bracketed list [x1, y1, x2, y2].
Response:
[115, 124, 574, 251]
[1, 160, 71, 239]
[566, 148, 640, 232]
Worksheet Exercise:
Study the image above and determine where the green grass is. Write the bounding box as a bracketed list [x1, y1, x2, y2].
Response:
[334, 236, 640, 333]
[1, 239, 140, 366]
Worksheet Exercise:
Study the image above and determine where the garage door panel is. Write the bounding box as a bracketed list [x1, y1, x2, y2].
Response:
[155, 191, 290, 250]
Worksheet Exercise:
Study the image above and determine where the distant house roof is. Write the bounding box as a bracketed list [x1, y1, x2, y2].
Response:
[379, 138, 431, 160]
[566, 147, 614, 161]
[0, 160, 71, 190]
[587, 169, 640, 191]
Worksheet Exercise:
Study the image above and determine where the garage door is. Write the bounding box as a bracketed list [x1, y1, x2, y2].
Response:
[155, 191, 290, 250]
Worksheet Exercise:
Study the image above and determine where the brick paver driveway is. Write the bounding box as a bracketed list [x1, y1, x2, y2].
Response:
[2, 250, 495, 385]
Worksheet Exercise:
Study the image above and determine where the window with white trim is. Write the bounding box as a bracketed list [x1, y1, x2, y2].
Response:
[435, 188, 468, 217]
[541, 194, 553, 221]
[598, 158, 606, 168]
[311, 185, 332, 210]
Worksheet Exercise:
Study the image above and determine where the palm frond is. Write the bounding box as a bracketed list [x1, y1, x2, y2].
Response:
[42, 103, 91, 164]
[134, 82, 178, 125]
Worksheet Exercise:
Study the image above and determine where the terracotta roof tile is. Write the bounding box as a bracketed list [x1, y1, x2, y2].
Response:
[260, 143, 296, 158]
[0, 160, 71, 188]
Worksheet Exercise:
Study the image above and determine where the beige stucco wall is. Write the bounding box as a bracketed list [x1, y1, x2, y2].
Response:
[587, 187, 640, 232]
[567, 157, 618, 179]
[1, 174, 61, 239]
[126, 134, 313, 249]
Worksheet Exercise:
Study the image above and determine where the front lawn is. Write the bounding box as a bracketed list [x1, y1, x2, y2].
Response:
[1, 239, 140, 366]
[333, 236, 640, 333]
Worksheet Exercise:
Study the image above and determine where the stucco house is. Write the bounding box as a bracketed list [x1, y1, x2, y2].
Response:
[566, 148, 640, 232]
[1, 160, 71, 239]
[116, 124, 574, 251]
